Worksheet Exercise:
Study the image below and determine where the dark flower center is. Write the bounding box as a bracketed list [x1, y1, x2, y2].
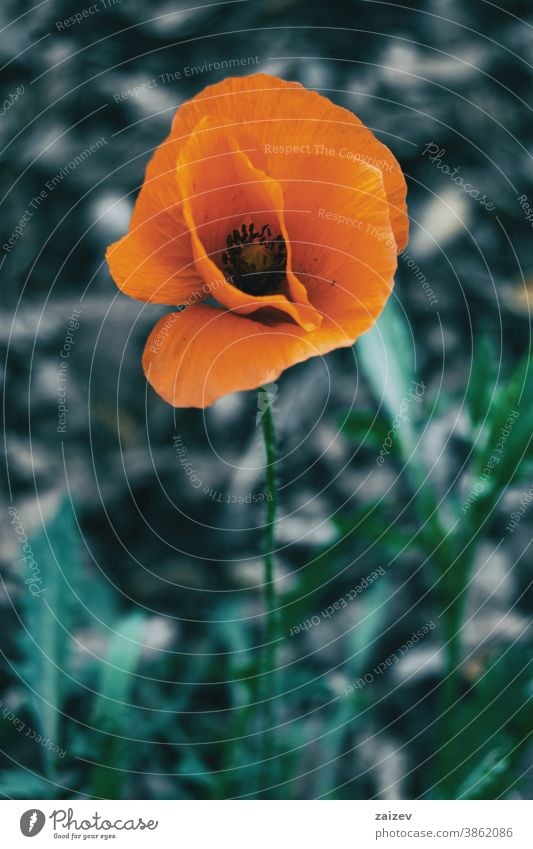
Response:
[221, 222, 287, 296]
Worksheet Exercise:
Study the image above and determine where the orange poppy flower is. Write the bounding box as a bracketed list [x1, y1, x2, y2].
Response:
[107, 73, 408, 408]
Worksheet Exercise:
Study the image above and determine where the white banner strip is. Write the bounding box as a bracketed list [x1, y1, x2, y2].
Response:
[1, 800, 530, 848]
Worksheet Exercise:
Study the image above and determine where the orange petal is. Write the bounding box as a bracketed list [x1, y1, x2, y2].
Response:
[143, 299, 385, 409]
[176, 118, 322, 330]
[170, 73, 408, 252]
[278, 152, 399, 327]
[106, 133, 201, 305]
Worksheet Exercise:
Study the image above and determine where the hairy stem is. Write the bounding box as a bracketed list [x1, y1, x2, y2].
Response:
[259, 385, 279, 794]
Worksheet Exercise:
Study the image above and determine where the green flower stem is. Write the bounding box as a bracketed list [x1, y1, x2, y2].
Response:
[435, 496, 493, 795]
[434, 547, 473, 797]
[399, 433, 471, 795]
[259, 386, 279, 793]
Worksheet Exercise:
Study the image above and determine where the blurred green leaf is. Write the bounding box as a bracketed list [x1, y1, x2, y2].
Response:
[345, 573, 391, 679]
[90, 611, 146, 798]
[355, 298, 450, 568]
[357, 297, 415, 428]
[456, 748, 510, 800]
[16, 498, 83, 779]
[92, 611, 146, 732]
[447, 649, 532, 799]
[334, 501, 416, 556]
[493, 359, 533, 486]
[0, 769, 54, 799]
[465, 335, 498, 429]
[340, 410, 398, 453]
[463, 354, 533, 533]
[281, 546, 335, 633]
[178, 750, 216, 791]
[315, 578, 391, 799]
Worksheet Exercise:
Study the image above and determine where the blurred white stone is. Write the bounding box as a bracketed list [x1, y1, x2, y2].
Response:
[410, 187, 470, 259]
[393, 645, 443, 683]
[92, 192, 132, 238]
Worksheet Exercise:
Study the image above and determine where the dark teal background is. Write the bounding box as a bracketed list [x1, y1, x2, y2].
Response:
[1, 0, 531, 800]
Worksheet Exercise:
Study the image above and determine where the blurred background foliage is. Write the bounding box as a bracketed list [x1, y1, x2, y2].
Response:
[1, 0, 532, 799]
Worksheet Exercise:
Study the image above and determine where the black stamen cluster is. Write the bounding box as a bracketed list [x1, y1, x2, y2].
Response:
[221, 222, 286, 296]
